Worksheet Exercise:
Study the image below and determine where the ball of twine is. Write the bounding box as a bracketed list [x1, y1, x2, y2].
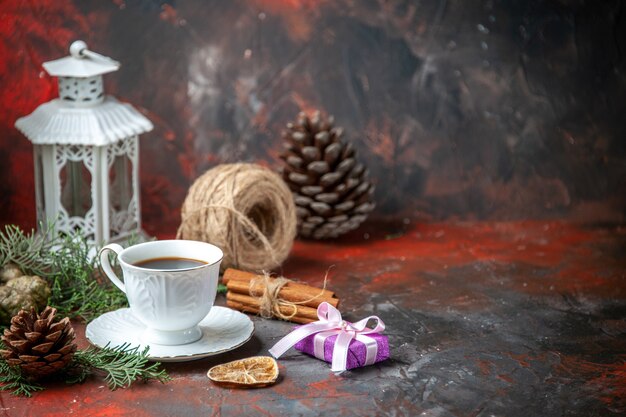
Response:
[176, 163, 297, 271]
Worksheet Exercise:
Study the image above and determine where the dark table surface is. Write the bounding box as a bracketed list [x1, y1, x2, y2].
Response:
[2, 220, 625, 417]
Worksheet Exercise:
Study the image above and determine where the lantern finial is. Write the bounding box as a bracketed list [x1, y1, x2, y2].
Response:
[69, 40, 88, 58]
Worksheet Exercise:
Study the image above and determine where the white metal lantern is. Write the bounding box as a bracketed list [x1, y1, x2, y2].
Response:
[15, 40, 153, 244]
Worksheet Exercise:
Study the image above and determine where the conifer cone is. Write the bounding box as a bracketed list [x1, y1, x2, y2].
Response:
[280, 111, 375, 239]
[1, 306, 77, 379]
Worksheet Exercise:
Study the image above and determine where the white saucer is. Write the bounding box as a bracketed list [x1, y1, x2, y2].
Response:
[85, 307, 254, 362]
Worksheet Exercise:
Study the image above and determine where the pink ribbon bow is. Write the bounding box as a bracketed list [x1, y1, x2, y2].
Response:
[268, 302, 385, 372]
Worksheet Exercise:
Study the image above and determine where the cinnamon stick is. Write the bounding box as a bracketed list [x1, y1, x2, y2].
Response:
[226, 300, 314, 324]
[223, 269, 335, 296]
[226, 292, 319, 321]
[226, 278, 339, 309]
[223, 268, 338, 305]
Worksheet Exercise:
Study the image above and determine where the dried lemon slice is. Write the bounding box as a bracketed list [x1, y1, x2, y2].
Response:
[207, 356, 279, 388]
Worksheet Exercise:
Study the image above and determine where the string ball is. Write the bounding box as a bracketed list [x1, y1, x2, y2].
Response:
[177, 163, 297, 271]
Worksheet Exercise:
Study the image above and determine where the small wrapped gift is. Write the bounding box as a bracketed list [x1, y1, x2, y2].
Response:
[269, 302, 389, 372]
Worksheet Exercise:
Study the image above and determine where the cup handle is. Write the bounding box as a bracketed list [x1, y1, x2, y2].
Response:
[99, 243, 126, 293]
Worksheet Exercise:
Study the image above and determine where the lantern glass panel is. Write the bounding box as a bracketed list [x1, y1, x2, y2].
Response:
[109, 154, 136, 233]
[59, 160, 92, 220]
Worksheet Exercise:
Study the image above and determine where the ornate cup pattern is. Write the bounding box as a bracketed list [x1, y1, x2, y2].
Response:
[125, 267, 217, 331]
[99, 240, 223, 345]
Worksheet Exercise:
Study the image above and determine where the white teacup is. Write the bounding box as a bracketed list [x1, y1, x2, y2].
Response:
[99, 240, 223, 346]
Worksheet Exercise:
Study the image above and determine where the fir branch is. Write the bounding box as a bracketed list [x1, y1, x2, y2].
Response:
[70, 343, 171, 390]
[0, 356, 44, 397]
[0, 223, 131, 325]
[0, 224, 127, 322]
[0, 223, 58, 276]
[47, 233, 127, 321]
[0, 342, 170, 397]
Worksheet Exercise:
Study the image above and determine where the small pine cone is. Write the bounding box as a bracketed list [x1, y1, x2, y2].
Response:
[1, 306, 77, 380]
[280, 111, 375, 239]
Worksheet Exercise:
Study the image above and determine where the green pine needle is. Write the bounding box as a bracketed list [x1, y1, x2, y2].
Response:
[0, 223, 129, 322]
[47, 233, 127, 321]
[0, 358, 44, 397]
[70, 343, 171, 390]
[0, 343, 170, 396]
[0, 223, 57, 277]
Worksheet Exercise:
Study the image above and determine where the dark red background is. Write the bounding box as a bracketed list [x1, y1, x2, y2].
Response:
[1, 0, 625, 235]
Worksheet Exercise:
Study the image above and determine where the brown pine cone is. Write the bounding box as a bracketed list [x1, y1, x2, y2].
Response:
[1, 306, 77, 379]
[280, 111, 375, 239]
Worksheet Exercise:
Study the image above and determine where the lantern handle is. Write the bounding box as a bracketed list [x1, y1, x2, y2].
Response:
[99, 244, 126, 293]
[69, 40, 120, 68]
